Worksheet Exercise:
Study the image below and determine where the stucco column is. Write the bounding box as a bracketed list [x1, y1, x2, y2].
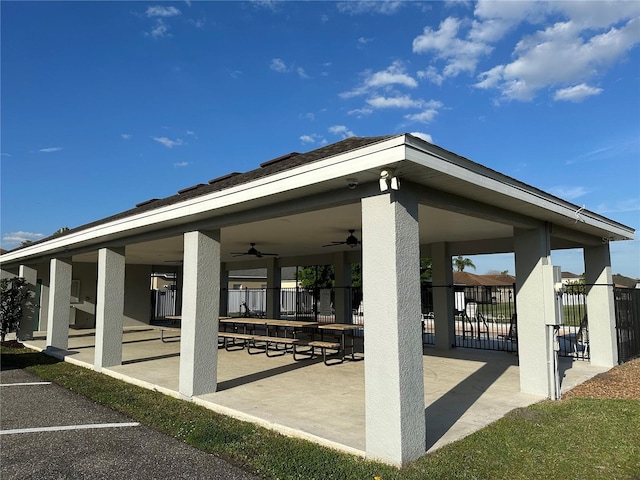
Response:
[266, 257, 281, 319]
[46, 258, 72, 351]
[94, 247, 125, 372]
[219, 263, 229, 317]
[362, 190, 425, 466]
[431, 243, 455, 350]
[18, 265, 38, 340]
[584, 243, 618, 367]
[179, 230, 220, 397]
[514, 226, 552, 396]
[334, 251, 352, 324]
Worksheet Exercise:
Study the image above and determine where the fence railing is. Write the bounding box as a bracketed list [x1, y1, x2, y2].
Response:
[615, 287, 640, 363]
[153, 282, 639, 363]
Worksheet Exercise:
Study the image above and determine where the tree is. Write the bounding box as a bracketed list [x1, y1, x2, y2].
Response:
[453, 255, 476, 272]
[52, 226, 70, 236]
[420, 258, 432, 283]
[0, 277, 30, 342]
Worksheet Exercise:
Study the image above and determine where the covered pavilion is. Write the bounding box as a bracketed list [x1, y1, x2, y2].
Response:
[1, 133, 634, 466]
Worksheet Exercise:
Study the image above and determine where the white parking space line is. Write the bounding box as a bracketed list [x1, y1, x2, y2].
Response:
[1, 382, 52, 387]
[1, 422, 141, 435]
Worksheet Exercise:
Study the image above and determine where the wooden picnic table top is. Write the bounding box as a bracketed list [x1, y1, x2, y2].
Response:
[316, 323, 364, 331]
[219, 318, 318, 328]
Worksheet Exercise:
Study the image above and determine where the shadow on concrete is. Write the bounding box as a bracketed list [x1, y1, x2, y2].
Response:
[424, 349, 513, 450]
[217, 357, 325, 391]
[122, 352, 181, 364]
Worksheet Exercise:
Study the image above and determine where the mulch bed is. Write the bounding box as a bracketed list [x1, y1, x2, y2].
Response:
[562, 356, 640, 401]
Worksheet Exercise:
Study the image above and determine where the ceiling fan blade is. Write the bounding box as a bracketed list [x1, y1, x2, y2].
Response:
[322, 241, 345, 247]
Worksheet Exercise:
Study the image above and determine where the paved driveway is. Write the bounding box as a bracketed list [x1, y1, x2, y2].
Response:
[1, 366, 259, 480]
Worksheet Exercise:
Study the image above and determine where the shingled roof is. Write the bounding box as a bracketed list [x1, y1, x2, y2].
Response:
[13, 135, 397, 251]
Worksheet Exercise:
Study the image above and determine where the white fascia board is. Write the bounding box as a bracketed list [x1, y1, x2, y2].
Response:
[1, 136, 407, 264]
[404, 144, 635, 241]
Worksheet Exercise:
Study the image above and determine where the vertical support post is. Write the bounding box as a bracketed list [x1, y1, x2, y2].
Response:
[94, 247, 125, 372]
[219, 263, 229, 317]
[514, 225, 553, 396]
[584, 243, 618, 367]
[431, 243, 455, 350]
[46, 258, 72, 351]
[18, 265, 38, 340]
[334, 251, 352, 324]
[179, 230, 220, 397]
[266, 257, 281, 319]
[362, 190, 425, 466]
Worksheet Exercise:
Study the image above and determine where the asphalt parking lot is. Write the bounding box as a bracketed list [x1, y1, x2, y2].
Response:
[1, 366, 259, 480]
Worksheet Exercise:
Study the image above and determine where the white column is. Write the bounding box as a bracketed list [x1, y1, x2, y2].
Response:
[334, 252, 352, 324]
[46, 258, 72, 351]
[362, 190, 425, 466]
[179, 230, 220, 397]
[94, 247, 125, 372]
[18, 265, 38, 340]
[584, 243, 618, 367]
[266, 257, 281, 319]
[514, 226, 552, 396]
[431, 243, 455, 351]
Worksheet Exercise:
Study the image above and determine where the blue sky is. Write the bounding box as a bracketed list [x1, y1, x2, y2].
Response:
[2, 1, 639, 278]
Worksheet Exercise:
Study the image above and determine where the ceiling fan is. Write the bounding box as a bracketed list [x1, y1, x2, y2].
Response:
[322, 230, 361, 248]
[231, 243, 278, 258]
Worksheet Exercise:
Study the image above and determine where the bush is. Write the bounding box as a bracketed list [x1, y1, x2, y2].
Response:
[0, 277, 30, 342]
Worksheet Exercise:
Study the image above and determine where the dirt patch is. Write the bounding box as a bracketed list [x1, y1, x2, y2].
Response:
[562, 356, 640, 401]
[1, 340, 24, 349]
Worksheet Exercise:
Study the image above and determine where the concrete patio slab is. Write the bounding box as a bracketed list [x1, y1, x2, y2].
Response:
[19, 327, 610, 458]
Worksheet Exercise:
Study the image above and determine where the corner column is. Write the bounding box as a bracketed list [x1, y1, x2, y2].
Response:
[46, 258, 72, 351]
[179, 230, 220, 397]
[18, 265, 38, 340]
[584, 243, 618, 367]
[514, 226, 553, 396]
[94, 247, 125, 371]
[431, 243, 455, 350]
[362, 190, 425, 466]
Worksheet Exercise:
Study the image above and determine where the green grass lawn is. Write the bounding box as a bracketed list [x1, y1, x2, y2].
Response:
[2, 345, 639, 480]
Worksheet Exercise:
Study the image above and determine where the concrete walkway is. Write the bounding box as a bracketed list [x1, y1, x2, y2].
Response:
[19, 327, 609, 457]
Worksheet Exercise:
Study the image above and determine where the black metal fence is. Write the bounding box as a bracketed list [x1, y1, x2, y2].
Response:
[154, 281, 639, 363]
[615, 287, 640, 363]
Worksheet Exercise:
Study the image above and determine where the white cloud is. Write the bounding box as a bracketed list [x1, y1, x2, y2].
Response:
[548, 186, 589, 200]
[300, 135, 315, 143]
[366, 95, 422, 109]
[146, 6, 181, 18]
[474, 8, 640, 101]
[340, 61, 418, 98]
[410, 131, 434, 143]
[357, 37, 373, 48]
[1, 153, 11, 157]
[174, 161, 189, 167]
[596, 198, 640, 214]
[404, 108, 440, 123]
[147, 19, 170, 39]
[39, 147, 62, 153]
[300, 133, 327, 145]
[328, 125, 356, 138]
[336, 1, 404, 15]
[153, 137, 184, 148]
[185, 130, 196, 136]
[554, 83, 603, 102]
[121, 133, 131, 139]
[347, 107, 374, 117]
[270, 58, 288, 73]
[2, 231, 45, 248]
[297, 67, 309, 79]
[418, 66, 444, 86]
[413, 17, 493, 77]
